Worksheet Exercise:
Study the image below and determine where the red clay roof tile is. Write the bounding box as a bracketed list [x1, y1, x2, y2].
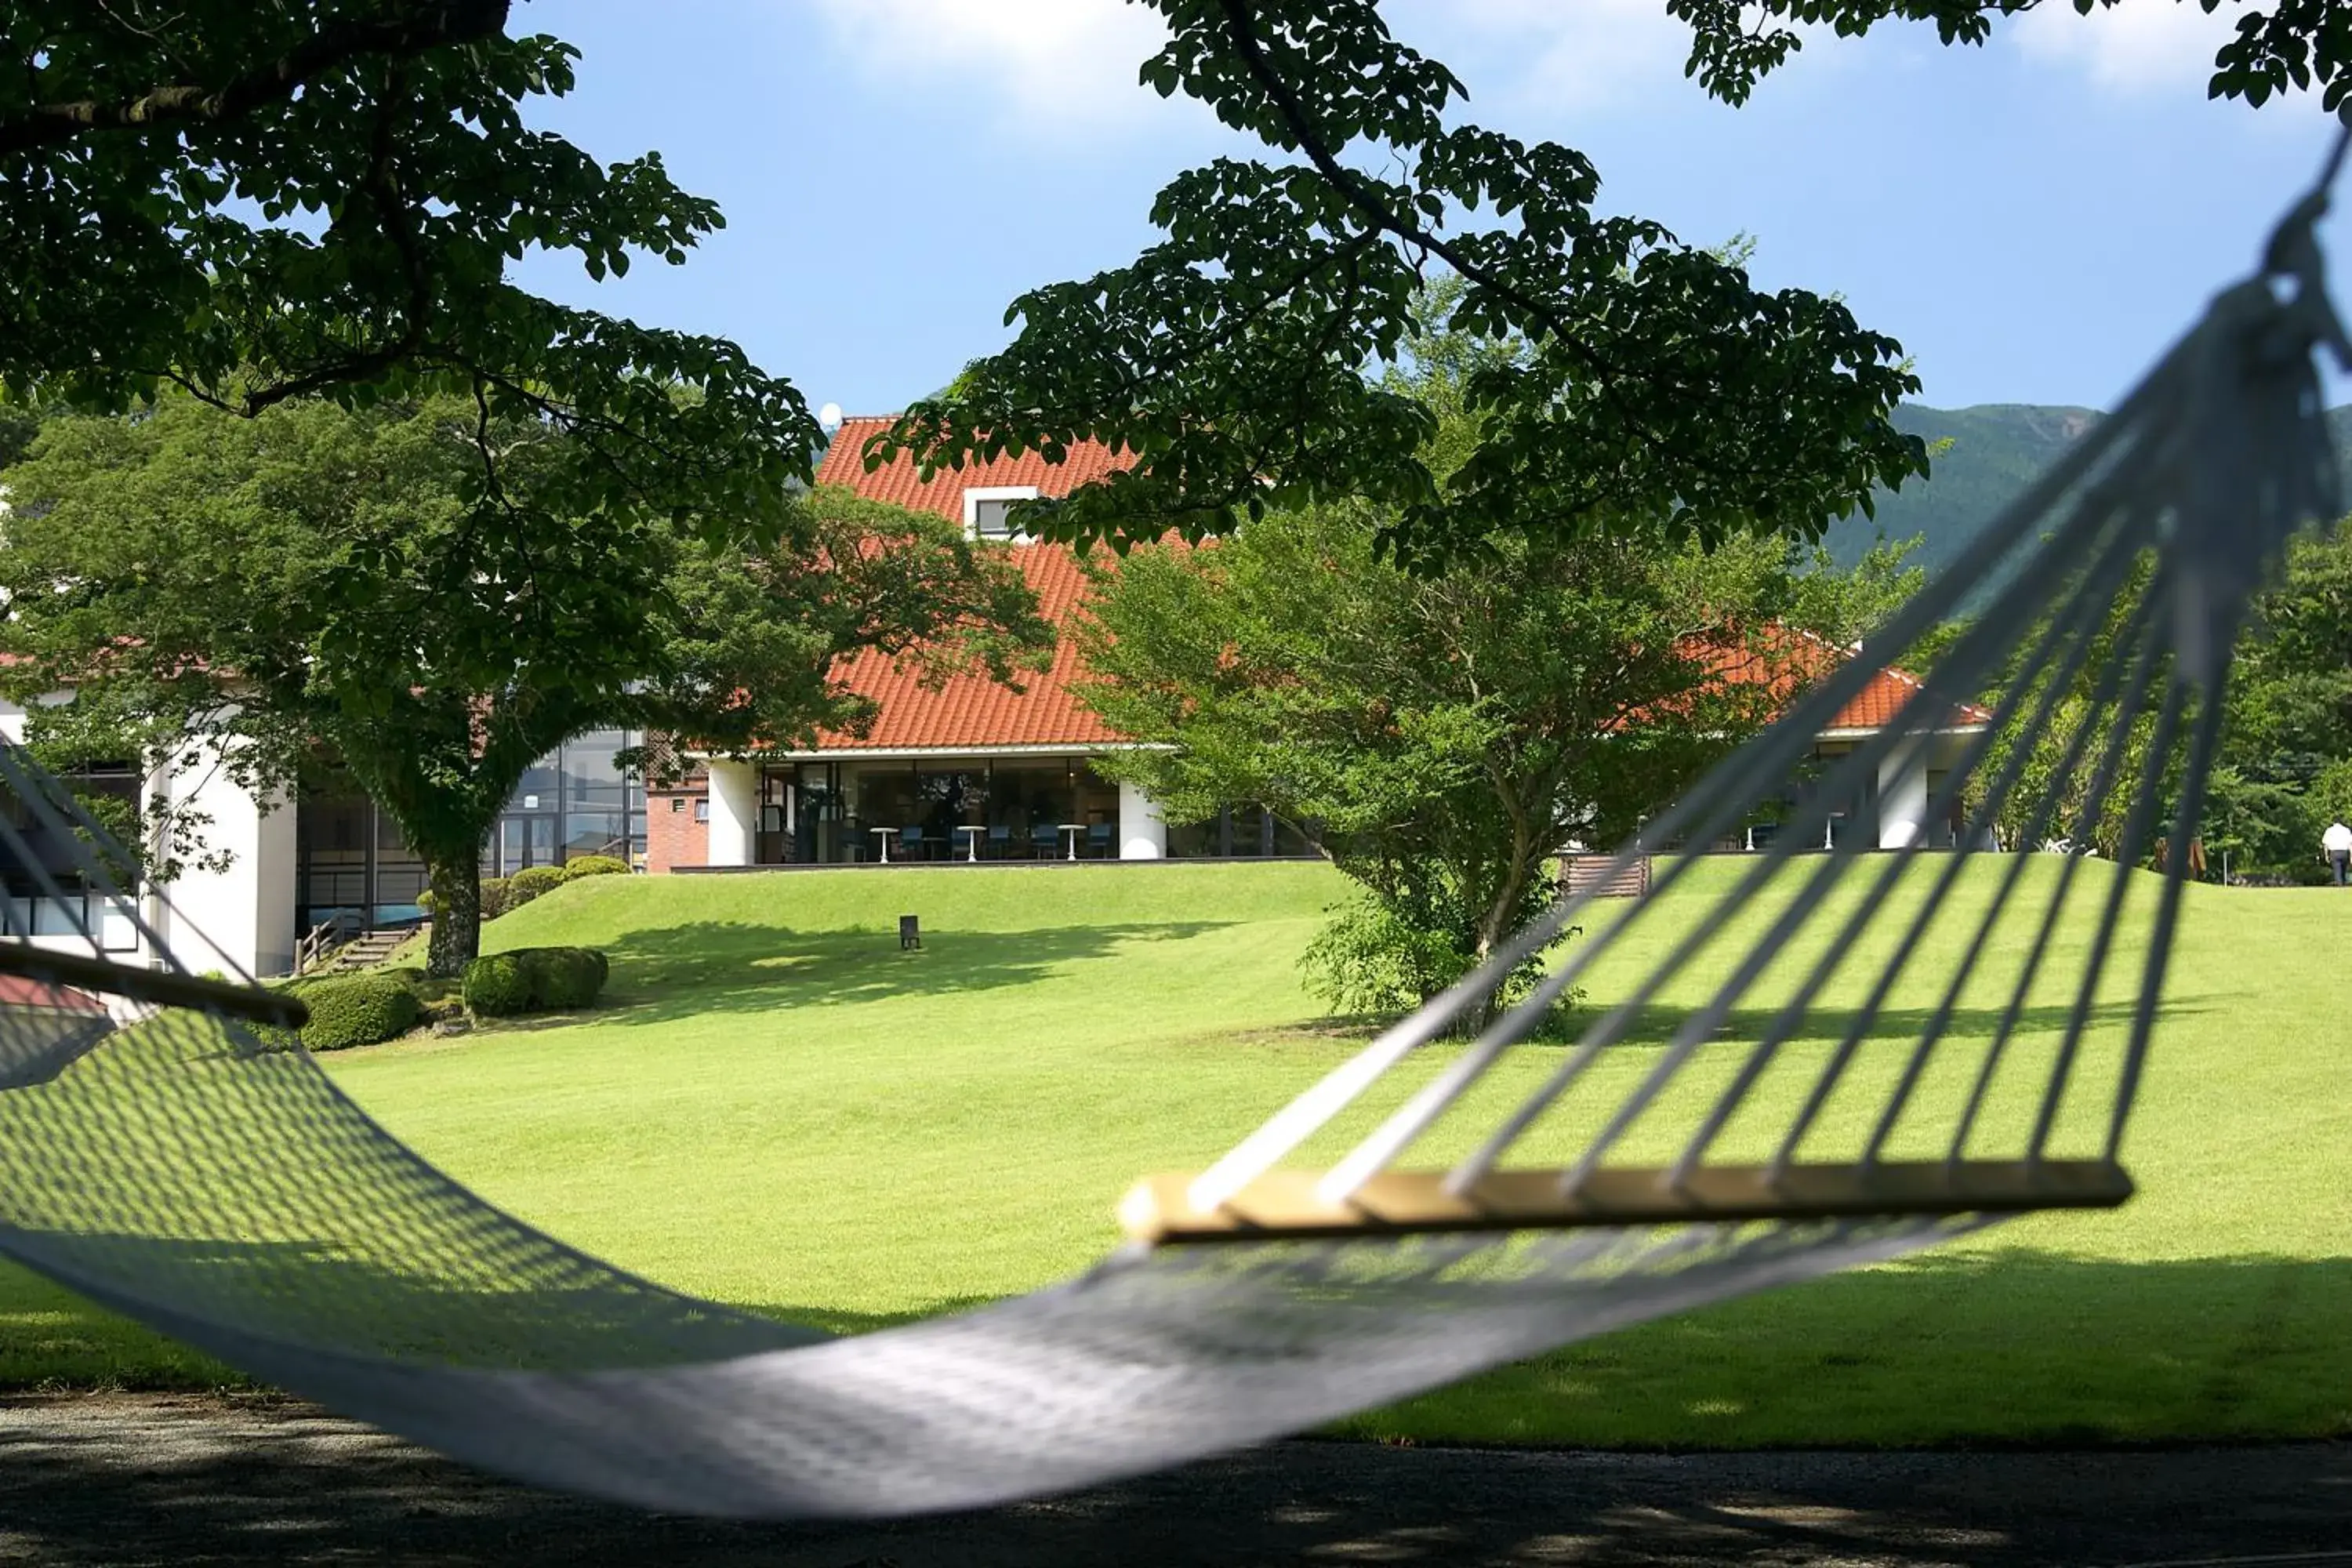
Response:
[811, 419, 1980, 751]
[811, 420, 1129, 750]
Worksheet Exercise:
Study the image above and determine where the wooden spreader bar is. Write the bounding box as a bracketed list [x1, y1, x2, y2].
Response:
[1120, 1160, 2134, 1245]
[0, 941, 309, 1030]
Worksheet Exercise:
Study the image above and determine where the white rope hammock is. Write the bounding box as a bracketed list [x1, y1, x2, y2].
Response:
[0, 129, 2344, 1520]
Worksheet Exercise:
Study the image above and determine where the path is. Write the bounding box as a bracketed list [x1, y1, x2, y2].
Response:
[0, 1396, 2347, 1566]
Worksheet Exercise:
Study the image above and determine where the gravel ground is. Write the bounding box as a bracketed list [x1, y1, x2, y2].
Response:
[0, 1396, 2347, 1566]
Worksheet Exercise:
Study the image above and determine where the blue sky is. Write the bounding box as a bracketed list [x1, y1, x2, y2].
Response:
[513, 0, 2347, 419]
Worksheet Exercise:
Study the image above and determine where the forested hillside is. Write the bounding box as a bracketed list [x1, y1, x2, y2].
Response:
[1822, 403, 2352, 574]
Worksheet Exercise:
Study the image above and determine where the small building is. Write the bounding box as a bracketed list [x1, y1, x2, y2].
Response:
[649, 419, 1315, 869]
[0, 420, 1990, 975]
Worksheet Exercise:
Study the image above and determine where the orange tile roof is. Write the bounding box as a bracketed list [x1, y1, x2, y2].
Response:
[808, 419, 1980, 752]
[818, 416, 1132, 523]
[0, 975, 107, 1012]
[1699, 626, 1991, 734]
[808, 419, 1131, 751]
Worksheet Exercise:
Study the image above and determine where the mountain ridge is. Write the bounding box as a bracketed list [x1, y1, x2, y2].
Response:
[1823, 401, 2352, 576]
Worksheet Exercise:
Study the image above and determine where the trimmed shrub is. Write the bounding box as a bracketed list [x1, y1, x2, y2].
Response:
[477, 877, 514, 922]
[463, 946, 608, 1017]
[416, 888, 435, 916]
[524, 946, 606, 1008]
[298, 973, 423, 1052]
[246, 977, 318, 1054]
[463, 953, 532, 1016]
[506, 866, 568, 909]
[559, 855, 629, 882]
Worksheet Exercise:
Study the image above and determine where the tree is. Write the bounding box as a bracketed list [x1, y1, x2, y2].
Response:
[1081, 504, 1817, 1021]
[870, 0, 1929, 571]
[1671, 2, 2352, 112]
[3, 2, 817, 546]
[1077, 502, 1931, 1022]
[0, 394, 1048, 976]
[2202, 519, 2352, 877]
[1073, 281, 1934, 1022]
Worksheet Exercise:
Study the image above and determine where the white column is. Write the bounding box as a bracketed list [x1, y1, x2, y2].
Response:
[705, 758, 759, 867]
[1118, 779, 1167, 860]
[161, 751, 298, 978]
[1877, 738, 1929, 850]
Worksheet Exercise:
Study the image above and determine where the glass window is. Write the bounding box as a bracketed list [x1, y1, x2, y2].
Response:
[564, 811, 626, 859]
[693, 798, 710, 822]
[971, 499, 1016, 539]
[562, 731, 629, 811]
[31, 896, 87, 938]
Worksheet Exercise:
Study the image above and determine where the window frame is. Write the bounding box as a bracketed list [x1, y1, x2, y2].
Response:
[961, 485, 1043, 543]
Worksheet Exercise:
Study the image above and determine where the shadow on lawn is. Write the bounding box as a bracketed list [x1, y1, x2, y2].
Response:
[1592, 995, 2216, 1048]
[1, 1254, 2350, 1563]
[1252, 996, 2215, 1052]
[588, 918, 1238, 1024]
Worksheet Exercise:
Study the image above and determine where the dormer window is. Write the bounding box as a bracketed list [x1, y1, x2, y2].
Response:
[963, 485, 1041, 542]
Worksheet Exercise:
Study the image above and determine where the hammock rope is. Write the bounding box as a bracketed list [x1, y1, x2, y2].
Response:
[0, 126, 2344, 1520]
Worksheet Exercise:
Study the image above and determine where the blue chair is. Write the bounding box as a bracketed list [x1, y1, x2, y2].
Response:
[987, 824, 1011, 859]
[898, 824, 926, 862]
[1030, 824, 1060, 859]
[1087, 822, 1114, 858]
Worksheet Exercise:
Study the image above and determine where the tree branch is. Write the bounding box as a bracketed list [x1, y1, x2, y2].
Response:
[0, 0, 511, 157]
[1210, 0, 1618, 384]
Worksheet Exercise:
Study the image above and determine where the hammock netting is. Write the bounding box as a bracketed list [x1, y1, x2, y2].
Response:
[0, 132, 2344, 1519]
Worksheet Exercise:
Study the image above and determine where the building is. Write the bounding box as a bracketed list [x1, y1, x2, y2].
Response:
[647, 419, 1317, 871]
[0, 421, 1987, 978]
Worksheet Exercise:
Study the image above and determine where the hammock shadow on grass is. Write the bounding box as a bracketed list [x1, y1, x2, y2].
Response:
[1588, 995, 2217, 1049]
[1258, 996, 2217, 1051]
[582, 919, 1240, 1025]
[0, 1255, 2346, 1565]
[1341, 1247, 2352, 1452]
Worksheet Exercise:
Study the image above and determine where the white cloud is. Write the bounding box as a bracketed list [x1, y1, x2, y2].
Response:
[2010, 0, 2239, 95]
[806, 0, 1183, 136]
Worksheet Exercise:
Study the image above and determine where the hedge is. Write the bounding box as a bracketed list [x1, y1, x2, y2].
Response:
[463, 946, 609, 1018]
[506, 866, 568, 909]
[421, 879, 515, 920]
[406, 857, 629, 925]
[297, 973, 423, 1052]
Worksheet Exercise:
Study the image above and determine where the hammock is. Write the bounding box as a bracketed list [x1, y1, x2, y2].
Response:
[0, 131, 2343, 1520]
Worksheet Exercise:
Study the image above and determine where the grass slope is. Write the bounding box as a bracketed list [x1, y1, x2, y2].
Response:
[2, 858, 2347, 1450]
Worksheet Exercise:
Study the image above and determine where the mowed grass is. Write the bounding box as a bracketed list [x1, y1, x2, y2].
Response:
[1, 855, 2347, 1449]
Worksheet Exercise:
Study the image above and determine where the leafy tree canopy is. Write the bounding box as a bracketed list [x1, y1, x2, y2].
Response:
[1073, 294, 1927, 1019]
[1081, 505, 1818, 1019]
[875, 0, 1930, 570]
[0, 394, 1047, 975]
[2, 1, 816, 544]
[2205, 519, 2352, 877]
[1671, 1, 2352, 112]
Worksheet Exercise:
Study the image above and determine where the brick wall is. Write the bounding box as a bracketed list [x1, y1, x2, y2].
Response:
[645, 779, 709, 873]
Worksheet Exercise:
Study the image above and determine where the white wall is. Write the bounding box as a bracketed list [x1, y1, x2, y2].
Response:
[151, 746, 297, 978]
[1118, 779, 1167, 860]
[705, 759, 759, 866]
[0, 696, 154, 971]
[0, 701, 299, 976]
[1876, 738, 1930, 850]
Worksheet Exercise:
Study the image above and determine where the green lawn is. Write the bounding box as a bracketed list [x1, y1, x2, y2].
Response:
[2, 856, 2347, 1449]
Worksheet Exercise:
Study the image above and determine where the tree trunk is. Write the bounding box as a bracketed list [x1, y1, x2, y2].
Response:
[1466, 852, 1540, 1033]
[424, 855, 481, 980]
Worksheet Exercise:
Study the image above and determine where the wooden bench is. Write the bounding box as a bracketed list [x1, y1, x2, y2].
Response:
[1558, 854, 1652, 899]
